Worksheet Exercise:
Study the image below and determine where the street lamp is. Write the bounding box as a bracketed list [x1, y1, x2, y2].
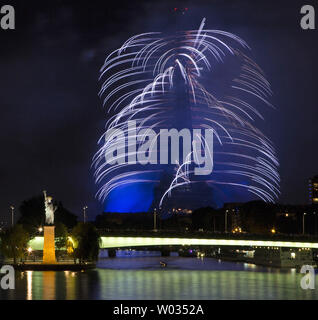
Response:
[153, 208, 157, 232]
[10, 205, 14, 227]
[83, 206, 88, 223]
[303, 212, 307, 235]
[225, 210, 229, 233]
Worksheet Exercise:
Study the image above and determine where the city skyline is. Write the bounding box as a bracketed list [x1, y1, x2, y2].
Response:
[0, 0, 318, 223]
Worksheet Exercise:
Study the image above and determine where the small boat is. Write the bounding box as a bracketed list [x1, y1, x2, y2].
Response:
[160, 261, 167, 267]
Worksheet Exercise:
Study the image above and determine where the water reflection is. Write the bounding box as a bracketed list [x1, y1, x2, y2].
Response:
[95, 267, 317, 300]
[27, 271, 32, 300]
[42, 272, 56, 300]
[0, 258, 317, 300]
[64, 271, 76, 300]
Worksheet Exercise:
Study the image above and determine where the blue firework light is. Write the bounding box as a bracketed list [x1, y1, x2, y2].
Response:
[93, 18, 280, 211]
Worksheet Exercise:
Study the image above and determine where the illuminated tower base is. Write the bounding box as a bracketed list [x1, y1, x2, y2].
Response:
[43, 226, 56, 264]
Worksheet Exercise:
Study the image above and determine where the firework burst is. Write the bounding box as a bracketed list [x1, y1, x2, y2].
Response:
[93, 18, 280, 208]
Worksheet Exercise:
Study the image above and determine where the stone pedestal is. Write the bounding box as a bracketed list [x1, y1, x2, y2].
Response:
[43, 226, 56, 264]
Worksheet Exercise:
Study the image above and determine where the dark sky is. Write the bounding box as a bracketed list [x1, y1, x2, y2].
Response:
[0, 0, 317, 223]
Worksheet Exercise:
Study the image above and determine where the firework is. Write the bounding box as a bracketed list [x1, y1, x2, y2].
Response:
[93, 18, 280, 208]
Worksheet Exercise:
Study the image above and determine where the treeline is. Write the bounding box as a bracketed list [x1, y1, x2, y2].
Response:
[95, 200, 318, 235]
[0, 194, 100, 264]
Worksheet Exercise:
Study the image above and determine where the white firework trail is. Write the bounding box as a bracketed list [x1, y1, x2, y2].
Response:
[159, 153, 193, 208]
[93, 18, 280, 206]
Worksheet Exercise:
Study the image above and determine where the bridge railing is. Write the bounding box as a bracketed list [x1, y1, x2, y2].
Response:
[97, 228, 318, 243]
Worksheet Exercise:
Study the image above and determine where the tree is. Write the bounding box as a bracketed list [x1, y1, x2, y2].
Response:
[55, 222, 68, 261]
[162, 215, 192, 231]
[95, 212, 153, 230]
[71, 223, 101, 264]
[18, 195, 45, 235]
[240, 201, 276, 234]
[0, 225, 30, 264]
[54, 202, 78, 229]
[192, 207, 216, 230]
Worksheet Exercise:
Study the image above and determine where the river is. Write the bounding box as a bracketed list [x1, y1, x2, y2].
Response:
[0, 257, 317, 300]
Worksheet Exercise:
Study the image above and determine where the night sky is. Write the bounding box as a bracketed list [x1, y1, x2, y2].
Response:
[0, 0, 317, 223]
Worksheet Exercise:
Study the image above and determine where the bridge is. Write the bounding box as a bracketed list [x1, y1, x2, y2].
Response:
[29, 235, 318, 250]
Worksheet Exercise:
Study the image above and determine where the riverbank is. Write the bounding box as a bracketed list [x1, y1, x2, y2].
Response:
[9, 262, 96, 271]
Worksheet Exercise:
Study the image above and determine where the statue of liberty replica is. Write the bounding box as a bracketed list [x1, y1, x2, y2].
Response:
[42, 190, 57, 264]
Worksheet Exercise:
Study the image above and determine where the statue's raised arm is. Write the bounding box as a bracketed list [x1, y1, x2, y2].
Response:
[43, 190, 56, 225]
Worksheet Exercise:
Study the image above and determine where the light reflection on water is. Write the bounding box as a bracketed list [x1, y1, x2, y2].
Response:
[1, 257, 317, 300]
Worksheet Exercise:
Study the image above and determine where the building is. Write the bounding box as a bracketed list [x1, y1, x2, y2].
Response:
[223, 203, 243, 233]
[309, 175, 318, 204]
[253, 247, 314, 268]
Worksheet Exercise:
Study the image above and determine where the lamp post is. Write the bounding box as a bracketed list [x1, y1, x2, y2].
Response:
[225, 210, 228, 233]
[10, 205, 14, 227]
[153, 208, 157, 232]
[303, 212, 307, 235]
[83, 206, 88, 223]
